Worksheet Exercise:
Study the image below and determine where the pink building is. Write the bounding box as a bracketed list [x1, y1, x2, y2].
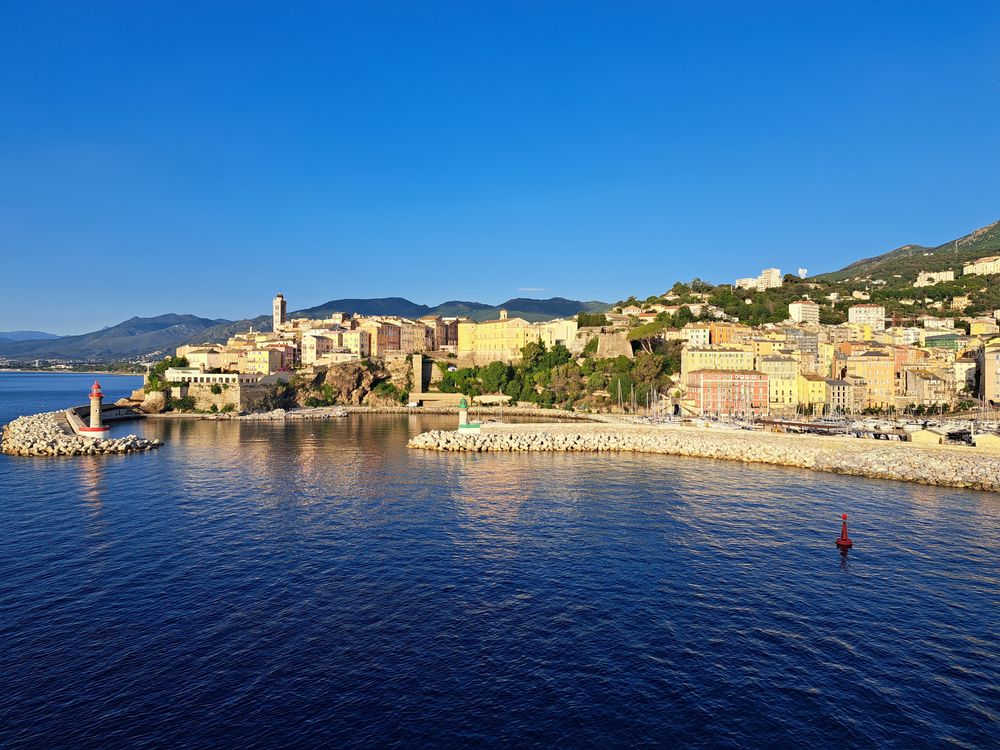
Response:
[686, 369, 769, 418]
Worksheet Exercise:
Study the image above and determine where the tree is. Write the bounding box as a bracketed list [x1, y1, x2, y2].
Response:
[659, 340, 683, 375]
[577, 312, 608, 327]
[538, 343, 572, 370]
[520, 340, 546, 370]
[480, 361, 511, 393]
[631, 352, 668, 384]
[628, 321, 667, 353]
[673, 306, 697, 326]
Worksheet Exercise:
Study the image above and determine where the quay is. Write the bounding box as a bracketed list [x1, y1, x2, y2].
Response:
[408, 421, 1000, 493]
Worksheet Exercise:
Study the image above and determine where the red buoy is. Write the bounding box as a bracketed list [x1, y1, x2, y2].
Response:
[835, 513, 853, 549]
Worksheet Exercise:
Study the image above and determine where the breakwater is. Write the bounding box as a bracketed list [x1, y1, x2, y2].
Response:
[1, 411, 161, 457]
[408, 423, 1000, 492]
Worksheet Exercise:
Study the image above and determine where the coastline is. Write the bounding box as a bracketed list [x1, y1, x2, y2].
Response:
[0, 369, 143, 376]
[142, 405, 598, 421]
[408, 421, 1000, 493]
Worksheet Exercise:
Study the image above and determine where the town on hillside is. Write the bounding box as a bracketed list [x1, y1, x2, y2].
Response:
[139, 255, 1000, 425]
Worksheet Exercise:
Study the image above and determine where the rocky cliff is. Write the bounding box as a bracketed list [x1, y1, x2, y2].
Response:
[295, 359, 411, 407]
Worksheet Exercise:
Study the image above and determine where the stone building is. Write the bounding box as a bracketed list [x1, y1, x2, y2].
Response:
[273, 293, 287, 331]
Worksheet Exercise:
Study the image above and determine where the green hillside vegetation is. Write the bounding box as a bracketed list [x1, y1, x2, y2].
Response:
[434, 340, 682, 410]
[614, 218, 1000, 329]
[812, 219, 1000, 285]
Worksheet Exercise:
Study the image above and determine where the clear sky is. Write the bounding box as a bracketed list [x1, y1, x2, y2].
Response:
[2, 1, 999, 334]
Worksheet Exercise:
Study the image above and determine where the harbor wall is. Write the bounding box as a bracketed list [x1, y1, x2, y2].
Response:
[408, 422, 1000, 492]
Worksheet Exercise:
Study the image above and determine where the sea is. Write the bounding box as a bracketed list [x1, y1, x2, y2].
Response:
[0, 371, 997, 748]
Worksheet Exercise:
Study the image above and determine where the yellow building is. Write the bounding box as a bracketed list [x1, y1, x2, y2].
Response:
[457, 311, 578, 363]
[970, 319, 1000, 336]
[175, 345, 223, 372]
[680, 346, 754, 385]
[749, 334, 787, 361]
[817, 342, 836, 377]
[846, 350, 895, 409]
[845, 323, 874, 341]
[458, 311, 531, 362]
[797, 373, 828, 415]
[758, 355, 799, 414]
[237, 347, 284, 375]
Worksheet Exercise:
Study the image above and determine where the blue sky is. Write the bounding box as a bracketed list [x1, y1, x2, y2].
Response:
[2, 2, 999, 334]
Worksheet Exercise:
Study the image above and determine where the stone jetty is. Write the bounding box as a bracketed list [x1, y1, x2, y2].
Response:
[408, 422, 1000, 493]
[200, 407, 348, 421]
[1, 411, 161, 457]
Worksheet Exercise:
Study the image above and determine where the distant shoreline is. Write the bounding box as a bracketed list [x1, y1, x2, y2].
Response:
[0, 369, 143, 376]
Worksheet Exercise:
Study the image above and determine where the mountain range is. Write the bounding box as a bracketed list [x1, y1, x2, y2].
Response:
[3, 216, 998, 363]
[0, 297, 610, 361]
[0, 330, 59, 343]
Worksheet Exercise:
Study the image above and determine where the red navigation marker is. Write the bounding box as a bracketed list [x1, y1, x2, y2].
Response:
[835, 513, 853, 549]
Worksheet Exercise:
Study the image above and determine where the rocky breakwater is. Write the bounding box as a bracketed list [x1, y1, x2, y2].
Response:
[408, 423, 1000, 493]
[203, 407, 348, 421]
[1, 411, 161, 457]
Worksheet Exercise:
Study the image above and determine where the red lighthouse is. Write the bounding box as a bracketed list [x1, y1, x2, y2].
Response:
[79, 380, 111, 437]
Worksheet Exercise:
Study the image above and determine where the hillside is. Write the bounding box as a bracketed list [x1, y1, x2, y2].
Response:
[0, 314, 227, 361]
[813, 219, 1000, 285]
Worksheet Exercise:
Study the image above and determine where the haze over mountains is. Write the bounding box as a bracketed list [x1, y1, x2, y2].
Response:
[0, 331, 59, 343]
[0, 297, 610, 361]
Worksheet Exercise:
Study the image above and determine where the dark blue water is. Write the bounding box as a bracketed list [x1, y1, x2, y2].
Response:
[1, 373, 997, 748]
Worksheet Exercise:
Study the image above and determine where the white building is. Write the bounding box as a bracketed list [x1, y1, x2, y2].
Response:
[848, 304, 886, 332]
[735, 268, 783, 292]
[914, 270, 955, 288]
[681, 323, 711, 346]
[963, 256, 1000, 277]
[758, 268, 782, 289]
[788, 300, 820, 325]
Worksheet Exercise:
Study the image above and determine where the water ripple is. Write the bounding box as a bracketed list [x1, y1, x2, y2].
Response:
[1, 376, 998, 748]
